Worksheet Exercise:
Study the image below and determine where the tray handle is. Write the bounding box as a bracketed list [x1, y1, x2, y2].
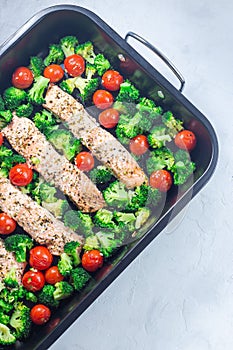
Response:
[125, 31, 185, 92]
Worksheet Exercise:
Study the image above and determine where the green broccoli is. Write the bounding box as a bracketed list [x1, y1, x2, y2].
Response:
[116, 80, 140, 103]
[0, 110, 13, 129]
[0, 146, 25, 174]
[126, 184, 149, 212]
[162, 111, 184, 137]
[75, 41, 96, 64]
[115, 113, 141, 139]
[60, 77, 77, 94]
[70, 267, 91, 292]
[103, 181, 129, 209]
[115, 125, 130, 145]
[85, 63, 97, 79]
[147, 125, 172, 148]
[33, 109, 58, 135]
[4, 234, 34, 263]
[0, 95, 5, 111]
[0, 286, 23, 305]
[38, 285, 59, 308]
[63, 210, 93, 236]
[113, 101, 129, 114]
[146, 147, 175, 174]
[29, 56, 45, 77]
[147, 187, 162, 207]
[4, 268, 18, 288]
[64, 241, 81, 266]
[28, 75, 50, 105]
[53, 281, 74, 301]
[42, 199, 69, 219]
[3, 86, 27, 111]
[113, 212, 136, 232]
[83, 235, 100, 251]
[38, 182, 57, 203]
[74, 76, 99, 101]
[10, 302, 31, 340]
[136, 97, 162, 120]
[57, 253, 73, 277]
[171, 150, 196, 185]
[94, 54, 111, 76]
[47, 129, 82, 160]
[15, 103, 33, 118]
[44, 43, 65, 66]
[89, 165, 113, 184]
[135, 207, 151, 229]
[25, 291, 37, 303]
[94, 209, 116, 229]
[0, 313, 10, 326]
[60, 36, 78, 57]
[0, 299, 14, 313]
[0, 323, 16, 345]
[96, 231, 121, 258]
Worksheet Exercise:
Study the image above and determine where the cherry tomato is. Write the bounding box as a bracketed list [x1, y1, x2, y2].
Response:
[12, 67, 34, 89]
[102, 70, 123, 91]
[175, 130, 197, 152]
[45, 266, 64, 285]
[0, 133, 3, 146]
[75, 152, 94, 172]
[22, 270, 45, 292]
[0, 213, 16, 235]
[150, 169, 173, 192]
[82, 250, 104, 272]
[43, 64, 64, 83]
[129, 135, 149, 156]
[98, 108, 119, 128]
[9, 163, 33, 186]
[29, 246, 53, 271]
[93, 90, 114, 109]
[64, 54, 85, 77]
[30, 304, 51, 325]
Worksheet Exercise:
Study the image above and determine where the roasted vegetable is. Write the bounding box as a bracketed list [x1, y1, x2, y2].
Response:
[147, 125, 172, 148]
[171, 150, 196, 185]
[60, 36, 78, 57]
[10, 302, 31, 340]
[53, 281, 74, 301]
[70, 267, 91, 292]
[28, 75, 50, 105]
[162, 111, 184, 137]
[146, 147, 175, 174]
[75, 41, 96, 64]
[3, 87, 27, 111]
[29, 56, 45, 77]
[4, 235, 33, 263]
[64, 241, 81, 267]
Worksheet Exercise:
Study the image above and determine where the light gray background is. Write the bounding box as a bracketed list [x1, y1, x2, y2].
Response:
[1, 1, 232, 349]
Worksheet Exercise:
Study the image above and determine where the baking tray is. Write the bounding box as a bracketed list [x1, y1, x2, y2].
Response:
[0, 5, 218, 350]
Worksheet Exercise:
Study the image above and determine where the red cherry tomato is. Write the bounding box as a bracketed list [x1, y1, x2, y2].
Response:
[0, 133, 3, 146]
[9, 163, 33, 187]
[93, 90, 114, 109]
[150, 169, 173, 192]
[175, 130, 197, 151]
[43, 64, 64, 83]
[129, 135, 149, 156]
[98, 108, 119, 128]
[75, 152, 94, 172]
[29, 246, 53, 271]
[45, 266, 64, 285]
[12, 67, 34, 89]
[30, 304, 51, 325]
[0, 213, 16, 235]
[22, 270, 45, 292]
[64, 54, 85, 77]
[102, 70, 123, 91]
[82, 250, 104, 272]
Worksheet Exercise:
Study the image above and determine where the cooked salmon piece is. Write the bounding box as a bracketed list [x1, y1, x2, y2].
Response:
[2, 115, 105, 213]
[0, 177, 84, 255]
[44, 85, 147, 189]
[0, 238, 26, 284]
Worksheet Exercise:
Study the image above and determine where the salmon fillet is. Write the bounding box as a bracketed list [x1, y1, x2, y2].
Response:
[2, 115, 105, 213]
[0, 238, 26, 284]
[44, 85, 147, 189]
[0, 177, 84, 255]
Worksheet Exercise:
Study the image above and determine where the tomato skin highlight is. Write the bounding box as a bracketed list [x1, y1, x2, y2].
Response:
[0, 213, 16, 235]
[43, 64, 64, 82]
[75, 152, 94, 172]
[0, 133, 3, 146]
[93, 90, 114, 109]
[9, 163, 33, 186]
[29, 246, 53, 271]
[45, 266, 64, 284]
[150, 169, 172, 192]
[22, 270, 45, 292]
[175, 130, 197, 151]
[98, 108, 119, 128]
[82, 250, 104, 272]
[12, 67, 34, 89]
[129, 135, 149, 156]
[30, 304, 51, 325]
[64, 54, 85, 77]
[102, 70, 123, 91]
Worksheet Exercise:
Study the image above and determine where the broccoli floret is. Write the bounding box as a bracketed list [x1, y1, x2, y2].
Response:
[39, 182, 57, 203]
[70, 267, 91, 292]
[42, 199, 69, 219]
[15, 103, 33, 118]
[89, 165, 113, 184]
[25, 291, 37, 303]
[63, 210, 79, 231]
[94, 209, 116, 229]
[4, 234, 33, 263]
[29, 56, 45, 77]
[162, 111, 184, 137]
[0, 299, 14, 313]
[103, 181, 129, 209]
[0, 145, 12, 159]
[136, 97, 162, 120]
[136, 112, 153, 133]
[147, 125, 172, 148]
[171, 150, 196, 185]
[63, 210, 93, 236]
[75, 41, 96, 64]
[47, 129, 82, 160]
[116, 113, 141, 139]
[44, 43, 65, 66]
[96, 231, 121, 258]
[33, 109, 58, 135]
[0, 95, 5, 111]
[64, 241, 81, 266]
[146, 147, 175, 174]
[115, 125, 130, 145]
[126, 184, 149, 212]
[0, 313, 10, 326]
[85, 63, 97, 79]
[60, 77, 77, 94]
[83, 235, 100, 251]
[38, 285, 59, 308]
[57, 253, 73, 277]
[53, 281, 74, 301]
[0, 323, 16, 345]
[4, 268, 18, 288]
[113, 212, 136, 232]
[0, 110, 13, 129]
[94, 54, 111, 76]
[10, 302, 31, 340]
[147, 187, 162, 207]
[0, 286, 24, 305]
[3, 87, 27, 111]
[28, 75, 50, 105]
[116, 80, 140, 103]
[0, 146, 25, 173]
[135, 207, 151, 229]
[74, 76, 99, 101]
[60, 36, 78, 57]
[113, 101, 128, 114]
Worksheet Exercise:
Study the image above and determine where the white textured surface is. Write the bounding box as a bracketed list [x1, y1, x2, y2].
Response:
[0, 1, 232, 349]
